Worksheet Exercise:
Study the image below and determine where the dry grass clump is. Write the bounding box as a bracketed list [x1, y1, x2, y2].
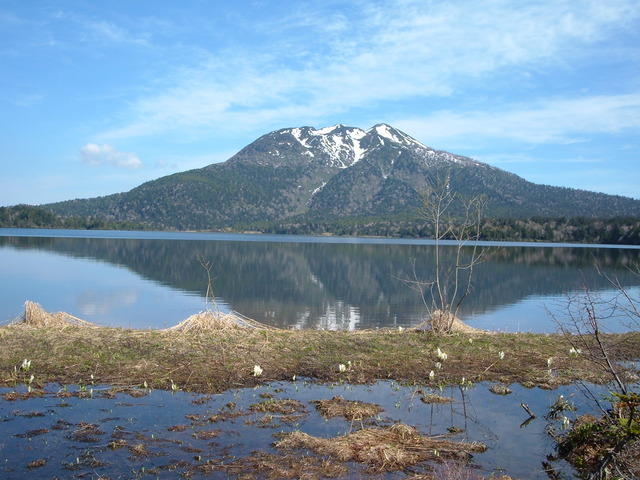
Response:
[163, 309, 277, 333]
[10, 301, 97, 329]
[249, 398, 307, 415]
[489, 384, 513, 395]
[413, 310, 482, 334]
[276, 423, 487, 472]
[420, 392, 453, 404]
[311, 396, 384, 421]
[193, 452, 349, 478]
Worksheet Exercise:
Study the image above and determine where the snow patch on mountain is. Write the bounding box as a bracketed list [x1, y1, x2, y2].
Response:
[369, 124, 428, 150]
[308, 181, 328, 204]
[286, 123, 432, 169]
[290, 127, 311, 148]
[288, 125, 369, 168]
[314, 124, 346, 135]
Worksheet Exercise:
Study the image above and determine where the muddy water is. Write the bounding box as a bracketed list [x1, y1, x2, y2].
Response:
[0, 379, 609, 479]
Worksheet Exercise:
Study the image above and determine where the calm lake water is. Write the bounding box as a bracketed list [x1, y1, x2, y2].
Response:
[1, 228, 640, 332]
[1, 228, 638, 479]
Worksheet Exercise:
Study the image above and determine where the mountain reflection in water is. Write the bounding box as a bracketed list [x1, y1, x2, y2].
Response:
[1, 230, 639, 331]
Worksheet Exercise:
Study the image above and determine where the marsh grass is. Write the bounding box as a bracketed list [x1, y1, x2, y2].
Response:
[249, 398, 307, 415]
[1, 323, 639, 394]
[311, 395, 384, 421]
[15, 301, 97, 329]
[192, 452, 350, 478]
[164, 309, 278, 333]
[413, 309, 481, 334]
[420, 392, 453, 404]
[1, 303, 639, 393]
[276, 423, 487, 473]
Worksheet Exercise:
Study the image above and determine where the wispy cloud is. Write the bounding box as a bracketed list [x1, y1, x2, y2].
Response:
[51, 10, 151, 46]
[97, 0, 639, 143]
[80, 144, 143, 169]
[11, 93, 44, 107]
[396, 94, 640, 146]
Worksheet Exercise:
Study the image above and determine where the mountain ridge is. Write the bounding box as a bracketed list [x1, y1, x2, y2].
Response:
[43, 123, 640, 231]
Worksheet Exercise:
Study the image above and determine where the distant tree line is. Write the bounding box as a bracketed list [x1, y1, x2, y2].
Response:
[0, 205, 148, 231]
[1, 204, 639, 245]
[260, 216, 640, 245]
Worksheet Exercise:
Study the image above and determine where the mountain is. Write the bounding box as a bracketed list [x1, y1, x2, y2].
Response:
[45, 124, 640, 230]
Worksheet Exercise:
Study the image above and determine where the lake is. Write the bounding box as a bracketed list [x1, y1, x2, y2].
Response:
[1, 228, 640, 332]
[1, 228, 639, 479]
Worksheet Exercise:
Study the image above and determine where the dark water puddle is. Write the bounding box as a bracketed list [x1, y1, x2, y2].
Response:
[0, 380, 610, 479]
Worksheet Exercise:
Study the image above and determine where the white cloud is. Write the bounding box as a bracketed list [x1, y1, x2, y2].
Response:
[97, 0, 640, 142]
[395, 93, 640, 146]
[79, 143, 143, 169]
[51, 10, 151, 46]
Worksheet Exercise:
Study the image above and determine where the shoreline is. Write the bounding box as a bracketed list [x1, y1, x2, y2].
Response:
[2, 322, 639, 478]
[2, 323, 638, 393]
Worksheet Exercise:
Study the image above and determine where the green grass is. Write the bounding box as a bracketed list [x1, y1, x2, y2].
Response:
[1, 326, 638, 394]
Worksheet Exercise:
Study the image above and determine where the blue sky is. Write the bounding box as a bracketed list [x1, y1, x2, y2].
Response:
[1, 0, 639, 206]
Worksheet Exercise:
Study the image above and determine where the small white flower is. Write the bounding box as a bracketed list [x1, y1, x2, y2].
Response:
[562, 416, 571, 429]
[398, 326, 404, 332]
[569, 347, 582, 355]
[21, 359, 31, 371]
[429, 370, 435, 380]
[253, 365, 263, 376]
[338, 363, 347, 373]
[436, 348, 448, 361]
[435, 362, 442, 370]
[547, 357, 554, 367]
[498, 351, 505, 360]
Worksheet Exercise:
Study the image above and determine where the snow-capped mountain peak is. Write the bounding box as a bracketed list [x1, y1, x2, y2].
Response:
[286, 123, 427, 168]
[367, 123, 428, 149]
[287, 125, 367, 168]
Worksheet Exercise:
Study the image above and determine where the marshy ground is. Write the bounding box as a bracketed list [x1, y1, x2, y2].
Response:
[1, 306, 639, 478]
[1, 322, 638, 393]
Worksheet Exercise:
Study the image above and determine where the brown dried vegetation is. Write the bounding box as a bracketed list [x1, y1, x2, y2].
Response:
[276, 423, 487, 473]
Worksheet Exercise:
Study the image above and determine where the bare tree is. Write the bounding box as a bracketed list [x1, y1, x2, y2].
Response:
[550, 266, 640, 479]
[407, 173, 488, 334]
[553, 262, 640, 395]
[556, 285, 628, 394]
[197, 255, 219, 313]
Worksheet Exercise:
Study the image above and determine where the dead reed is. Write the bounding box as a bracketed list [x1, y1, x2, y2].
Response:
[10, 301, 97, 329]
[311, 395, 384, 421]
[413, 309, 483, 334]
[163, 309, 278, 333]
[276, 423, 487, 472]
